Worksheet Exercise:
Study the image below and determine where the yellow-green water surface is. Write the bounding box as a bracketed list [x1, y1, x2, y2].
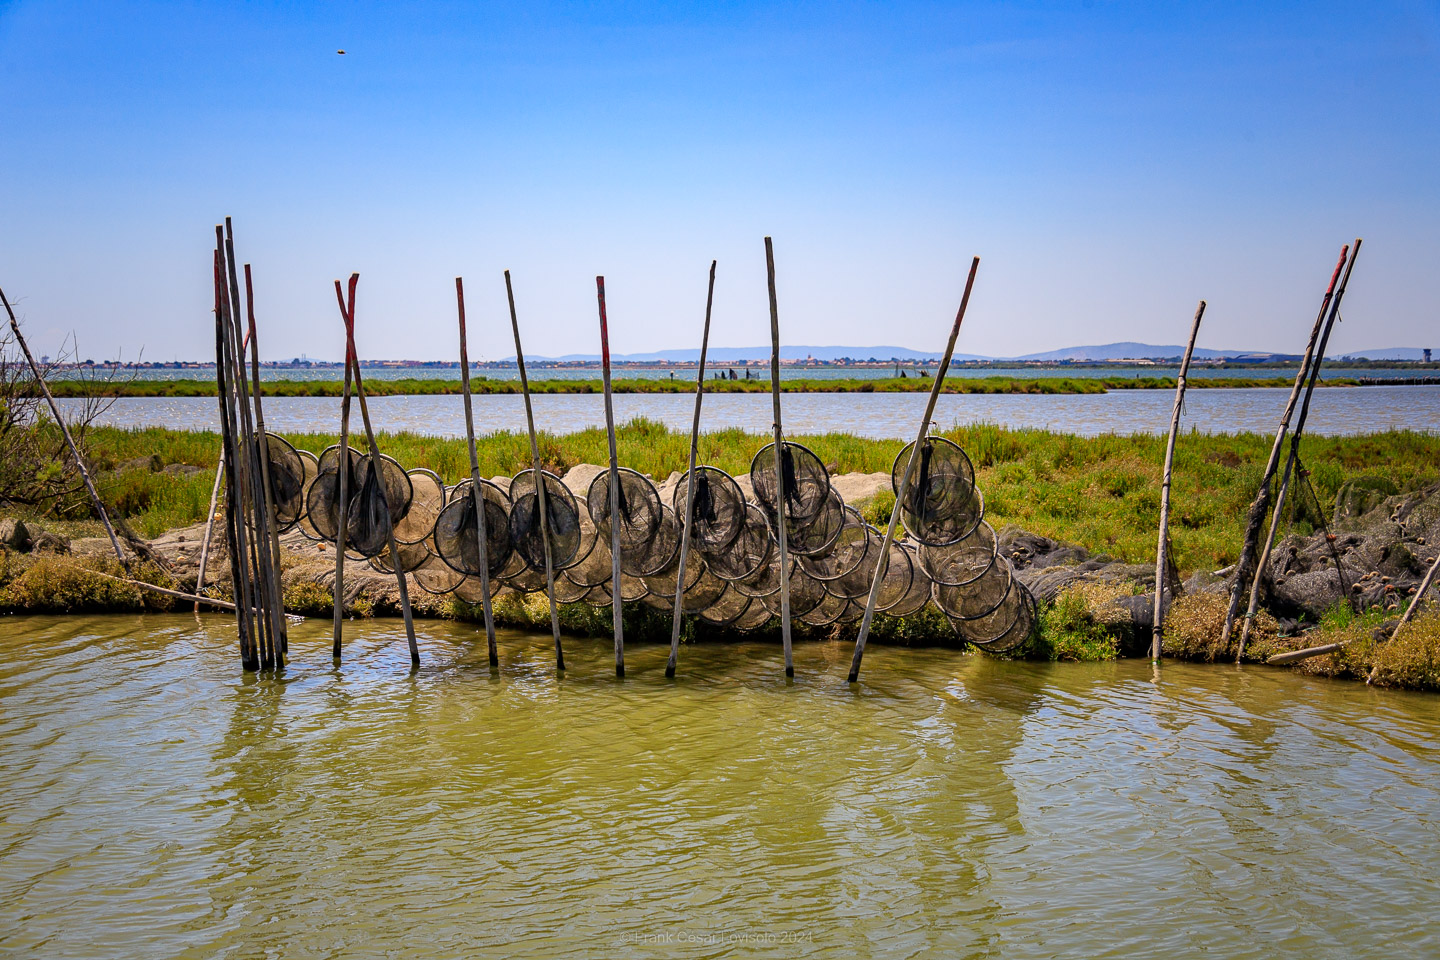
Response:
[2, 615, 1438, 958]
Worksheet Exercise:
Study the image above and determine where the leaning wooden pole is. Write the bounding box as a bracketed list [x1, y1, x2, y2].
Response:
[193, 451, 225, 612]
[1152, 300, 1206, 662]
[764, 238, 794, 678]
[244, 262, 289, 659]
[1238, 240, 1362, 661]
[848, 256, 980, 684]
[667, 261, 718, 679]
[505, 270, 565, 671]
[596, 276, 626, 677]
[1398, 552, 1440, 632]
[338, 275, 419, 667]
[331, 277, 358, 659]
[1220, 245, 1349, 649]
[1, 285, 128, 568]
[455, 277, 499, 667]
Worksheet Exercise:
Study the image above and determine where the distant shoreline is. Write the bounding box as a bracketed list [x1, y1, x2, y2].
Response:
[37, 374, 1374, 398]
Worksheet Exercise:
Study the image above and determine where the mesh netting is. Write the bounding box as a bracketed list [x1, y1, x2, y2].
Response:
[918, 521, 997, 587]
[395, 469, 446, 545]
[621, 505, 681, 578]
[733, 549, 793, 599]
[305, 446, 413, 558]
[750, 441, 831, 525]
[760, 567, 827, 618]
[953, 576, 1034, 652]
[561, 497, 611, 587]
[672, 466, 747, 553]
[933, 557, 1013, 621]
[698, 587, 752, 627]
[257, 434, 306, 531]
[642, 546, 705, 600]
[882, 543, 934, 618]
[784, 488, 845, 557]
[797, 591, 848, 626]
[587, 468, 664, 559]
[412, 553, 466, 595]
[295, 449, 322, 541]
[433, 479, 513, 578]
[799, 507, 871, 582]
[893, 437, 982, 546]
[452, 575, 502, 605]
[368, 537, 431, 574]
[509, 470, 583, 571]
[703, 503, 773, 582]
[731, 600, 774, 631]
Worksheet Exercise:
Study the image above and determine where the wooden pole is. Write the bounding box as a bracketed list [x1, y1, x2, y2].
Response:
[337, 275, 419, 667]
[1152, 300, 1206, 662]
[848, 256, 980, 684]
[194, 451, 225, 612]
[455, 277, 499, 667]
[89, 569, 240, 611]
[1238, 240, 1361, 661]
[213, 245, 257, 670]
[222, 222, 275, 669]
[331, 277, 357, 659]
[1, 285, 128, 568]
[1220, 245, 1349, 649]
[596, 276, 626, 677]
[244, 262, 289, 660]
[667, 261, 718, 679]
[764, 238, 794, 678]
[505, 270, 564, 671]
[1397, 552, 1440, 632]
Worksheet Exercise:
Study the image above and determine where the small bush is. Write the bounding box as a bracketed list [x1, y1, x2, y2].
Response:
[1031, 582, 1128, 661]
[1164, 591, 1279, 662]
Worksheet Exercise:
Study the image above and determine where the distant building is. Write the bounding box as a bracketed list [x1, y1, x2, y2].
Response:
[1426, 349, 1433, 363]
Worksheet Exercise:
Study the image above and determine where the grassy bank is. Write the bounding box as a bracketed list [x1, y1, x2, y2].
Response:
[40, 374, 1342, 397]
[12, 421, 1436, 577]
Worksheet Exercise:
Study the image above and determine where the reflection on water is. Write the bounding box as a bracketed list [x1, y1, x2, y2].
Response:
[64, 384, 1440, 439]
[2, 616, 1437, 958]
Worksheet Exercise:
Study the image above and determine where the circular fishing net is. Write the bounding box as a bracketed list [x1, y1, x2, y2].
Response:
[702, 503, 773, 582]
[412, 553, 466, 595]
[918, 521, 997, 587]
[433, 479, 513, 578]
[797, 591, 848, 627]
[551, 571, 592, 604]
[933, 557, 1013, 621]
[731, 600, 774, 632]
[883, 544, 934, 618]
[783, 488, 845, 557]
[760, 567, 827, 618]
[827, 531, 899, 602]
[451, 575, 503, 606]
[560, 498, 611, 587]
[255, 434, 306, 531]
[750, 441, 831, 525]
[893, 437, 982, 546]
[295, 449, 322, 541]
[305, 446, 413, 557]
[368, 537, 430, 574]
[621, 505, 681, 578]
[641, 546, 705, 600]
[799, 507, 872, 582]
[395, 469, 445, 545]
[733, 549, 793, 599]
[671, 466, 747, 553]
[698, 587, 752, 627]
[509, 470, 582, 572]
[677, 566, 729, 614]
[955, 579, 1035, 653]
[582, 574, 649, 606]
[587, 468, 664, 558]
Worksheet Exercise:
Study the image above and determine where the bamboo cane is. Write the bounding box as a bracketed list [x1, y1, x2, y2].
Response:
[596, 276, 626, 677]
[1220, 245, 1349, 648]
[764, 238, 794, 678]
[1238, 240, 1362, 661]
[213, 246, 257, 669]
[244, 262, 289, 660]
[455, 277, 498, 667]
[331, 277, 357, 659]
[504, 270, 564, 671]
[222, 223, 275, 669]
[1397, 552, 1440, 632]
[1152, 300, 1206, 662]
[848, 256, 980, 684]
[1, 286, 127, 568]
[336, 275, 419, 667]
[667, 262, 718, 679]
[89, 569, 240, 611]
[194, 451, 225, 612]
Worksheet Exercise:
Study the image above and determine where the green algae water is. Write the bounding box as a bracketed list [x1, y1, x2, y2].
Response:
[2, 616, 1438, 959]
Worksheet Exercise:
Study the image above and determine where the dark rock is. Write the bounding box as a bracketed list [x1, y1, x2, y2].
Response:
[0, 518, 32, 551]
[119, 454, 163, 473]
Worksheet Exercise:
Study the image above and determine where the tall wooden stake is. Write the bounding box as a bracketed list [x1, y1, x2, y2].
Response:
[848, 256, 980, 684]
[1152, 300, 1206, 662]
[1238, 239, 1362, 660]
[1220, 245, 1349, 649]
[596, 276, 626, 677]
[456, 277, 499, 667]
[244, 262, 289, 659]
[336, 274, 419, 667]
[331, 277, 357, 659]
[505, 270, 564, 671]
[213, 244, 257, 670]
[667, 261, 718, 679]
[764, 238, 794, 678]
[1, 286, 127, 568]
[1398, 553, 1440, 632]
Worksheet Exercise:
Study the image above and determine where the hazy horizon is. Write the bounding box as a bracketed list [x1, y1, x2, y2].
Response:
[2, 2, 1436, 365]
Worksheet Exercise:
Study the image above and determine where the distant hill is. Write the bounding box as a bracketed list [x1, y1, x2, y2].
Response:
[1335, 347, 1433, 361]
[1012, 341, 1261, 362]
[523, 345, 965, 363]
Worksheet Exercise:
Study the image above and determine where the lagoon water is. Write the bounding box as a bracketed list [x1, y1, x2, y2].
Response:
[2, 616, 1438, 958]
[65, 384, 1440, 439]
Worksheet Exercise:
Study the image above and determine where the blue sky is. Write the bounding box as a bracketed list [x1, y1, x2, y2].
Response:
[1, 1, 1436, 362]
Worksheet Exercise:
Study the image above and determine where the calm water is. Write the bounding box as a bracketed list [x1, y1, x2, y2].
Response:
[65, 384, 1440, 439]
[2, 616, 1437, 958]
[107, 364, 1389, 383]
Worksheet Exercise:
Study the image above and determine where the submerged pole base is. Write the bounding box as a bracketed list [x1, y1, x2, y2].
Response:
[786, 666, 795, 679]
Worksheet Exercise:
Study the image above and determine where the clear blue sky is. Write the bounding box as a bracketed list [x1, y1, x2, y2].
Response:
[2, 1, 1436, 362]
